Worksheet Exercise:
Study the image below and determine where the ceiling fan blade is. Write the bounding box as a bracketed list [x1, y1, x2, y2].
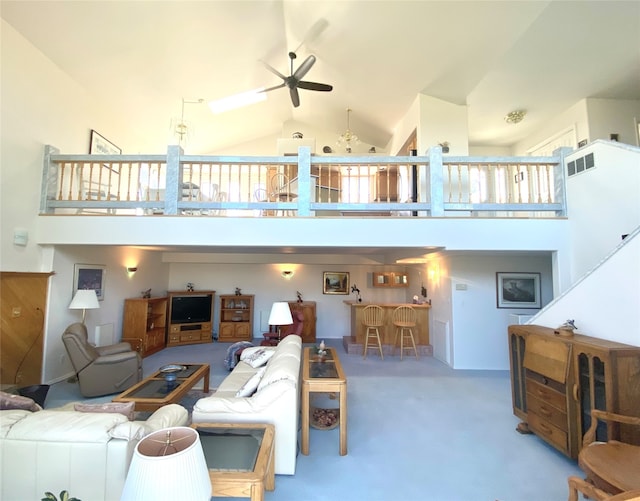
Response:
[290, 87, 300, 107]
[293, 18, 329, 53]
[293, 55, 316, 80]
[298, 81, 333, 92]
[260, 60, 287, 80]
[261, 82, 286, 93]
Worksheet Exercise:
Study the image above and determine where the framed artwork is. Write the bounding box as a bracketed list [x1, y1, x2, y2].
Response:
[89, 129, 121, 155]
[496, 272, 541, 309]
[73, 264, 106, 301]
[323, 271, 349, 295]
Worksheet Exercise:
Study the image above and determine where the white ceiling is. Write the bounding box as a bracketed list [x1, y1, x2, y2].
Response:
[2, 0, 639, 155]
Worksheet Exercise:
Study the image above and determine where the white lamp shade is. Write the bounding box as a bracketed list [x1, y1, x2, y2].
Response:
[69, 289, 100, 310]
[121, 427, 211, 501]
[268, 301, 293, 325]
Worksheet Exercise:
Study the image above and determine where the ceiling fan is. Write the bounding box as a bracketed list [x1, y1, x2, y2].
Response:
[261, 51, 333, 108]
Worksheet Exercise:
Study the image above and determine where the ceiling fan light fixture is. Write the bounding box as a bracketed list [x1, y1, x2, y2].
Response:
[209, 88, 267, 114]
[504, 109, 526, 124]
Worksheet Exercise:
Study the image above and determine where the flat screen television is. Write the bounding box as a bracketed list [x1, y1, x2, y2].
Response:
[170, 294, 212, 324]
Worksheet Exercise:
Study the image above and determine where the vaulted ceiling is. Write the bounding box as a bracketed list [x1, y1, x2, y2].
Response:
[2, 1, 639, 155]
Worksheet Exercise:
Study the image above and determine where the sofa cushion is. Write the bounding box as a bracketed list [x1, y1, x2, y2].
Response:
[0, 391, 41, 412]
[0, 409, 32, 438]
[242, 348, 275, 368]
[74, 401, 135, 420]
[257, 353, 300, 391]
[236, 367, 266, 397]
[5, 410, 127, 443]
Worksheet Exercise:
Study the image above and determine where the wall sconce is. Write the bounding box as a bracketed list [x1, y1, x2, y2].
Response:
[281, 270, 294, 280]
[127, 267, 138, 275]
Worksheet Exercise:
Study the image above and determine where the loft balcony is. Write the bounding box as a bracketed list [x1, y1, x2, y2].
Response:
[41, 145, 569, 219]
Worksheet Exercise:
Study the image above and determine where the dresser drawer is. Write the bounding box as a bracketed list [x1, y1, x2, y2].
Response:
[528, 411, 569, 455]
[526, 392, 568, 432]
[526, 377, 566, 412]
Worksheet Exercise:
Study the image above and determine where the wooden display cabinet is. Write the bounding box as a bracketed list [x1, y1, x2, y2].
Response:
[122, 296, 167, 357]
[219, 295, 254, 342]
[508, 324, 640, 458]
[372, 271, 409, 288]
[288, 301, 316, 343]
[166, 290, 215, 347]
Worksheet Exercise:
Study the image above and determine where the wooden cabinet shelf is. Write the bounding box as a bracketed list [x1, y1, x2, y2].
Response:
[372, 271, 409, 288]
[122, 296, 168, 357]
[508, 324, 640, 458]
[288, 301, 316, 343]
[218, 295, 254, 342]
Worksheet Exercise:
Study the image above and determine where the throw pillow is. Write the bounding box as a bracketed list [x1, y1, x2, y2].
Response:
[235, 367, 266, 397]
[241, 348, 275, 368]
[0, 390, 41, 412]
[74, 401, 135, 421]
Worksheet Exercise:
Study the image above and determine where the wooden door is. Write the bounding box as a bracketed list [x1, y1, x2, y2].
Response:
[1, 272, 53, 387]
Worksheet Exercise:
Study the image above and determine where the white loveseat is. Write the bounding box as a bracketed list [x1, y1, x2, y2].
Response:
[192, 334, 302, 475]
[0, 403, 188, 501]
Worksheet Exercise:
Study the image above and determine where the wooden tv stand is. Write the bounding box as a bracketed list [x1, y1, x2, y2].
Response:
[167, 290, 215, 347]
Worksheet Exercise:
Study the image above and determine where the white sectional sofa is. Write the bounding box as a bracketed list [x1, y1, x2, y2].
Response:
[192, 334, 302, 475]
[0, 403, 188, 501]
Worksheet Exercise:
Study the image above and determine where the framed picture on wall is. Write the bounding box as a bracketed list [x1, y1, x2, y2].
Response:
[73, 264, 106, 301]
[89, 129, 121, 155]
[496, 272, 541, 309]
[323, 271, 349, 295]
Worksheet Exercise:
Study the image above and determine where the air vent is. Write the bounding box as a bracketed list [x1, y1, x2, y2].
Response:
[567, 152, 595, 177]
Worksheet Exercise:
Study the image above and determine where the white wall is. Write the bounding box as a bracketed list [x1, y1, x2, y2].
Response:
[448, 253, 553, 370]
[0, 21, 147, 271]
[512, 99, 589, 156]
[531, 229, 640, 347]
[565, 141, 640, 279]
[586, 98, 640, 146]
[166, 261, 409, 340]
[42, 246, 169, 383]
[417, 94, 469, 155]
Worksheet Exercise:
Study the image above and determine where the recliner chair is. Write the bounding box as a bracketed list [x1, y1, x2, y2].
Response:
[62, 322, 142, 397]
[262, 309, 304, 346]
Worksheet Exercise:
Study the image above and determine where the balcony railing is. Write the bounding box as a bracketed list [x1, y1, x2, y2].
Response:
[41, 145, 569, 218]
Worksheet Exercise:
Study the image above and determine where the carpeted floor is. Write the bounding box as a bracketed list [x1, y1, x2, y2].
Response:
[47, 338, 583, 501]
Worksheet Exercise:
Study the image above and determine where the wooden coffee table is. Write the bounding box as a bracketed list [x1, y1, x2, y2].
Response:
[191, 422, 275, 501]
[113, 363, 209, 412]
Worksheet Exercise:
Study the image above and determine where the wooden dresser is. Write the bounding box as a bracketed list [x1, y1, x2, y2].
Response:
[508, 325, 640, 459]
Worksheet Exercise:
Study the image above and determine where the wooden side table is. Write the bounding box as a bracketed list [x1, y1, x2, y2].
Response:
[301, 347, 348, 456]
[191, 422, 275, 501]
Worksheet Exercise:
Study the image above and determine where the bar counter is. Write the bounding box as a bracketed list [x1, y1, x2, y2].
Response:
[343, 301, 431, 346]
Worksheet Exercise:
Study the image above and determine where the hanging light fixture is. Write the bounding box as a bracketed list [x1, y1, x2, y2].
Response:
[337, 108, 359, 153]
[171, 98, 204, 147]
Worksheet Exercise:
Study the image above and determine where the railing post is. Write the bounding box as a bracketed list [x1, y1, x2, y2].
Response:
[554, 147, 571, 217]
[165, 145, 182, 215]
[428, 145, 445, 216]
[297, 146, 311, 216]
[41, 145, 59, 214]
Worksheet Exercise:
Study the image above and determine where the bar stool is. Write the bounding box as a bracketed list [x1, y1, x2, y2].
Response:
[362, 305, 384, 359]
[392, 305, 418, 360]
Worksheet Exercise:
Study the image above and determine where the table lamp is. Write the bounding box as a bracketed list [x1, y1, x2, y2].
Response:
[68, 289, 100, 323]
[120, 426, 211, 501]
[268, 301, 293, 341]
